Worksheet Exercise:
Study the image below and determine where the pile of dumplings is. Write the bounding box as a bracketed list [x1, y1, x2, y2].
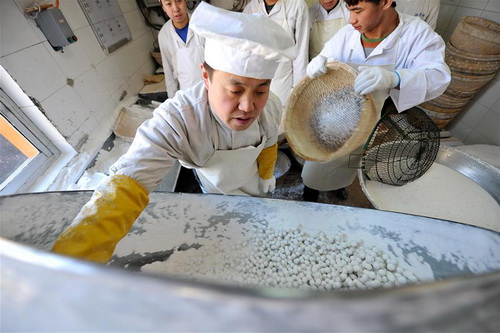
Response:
[163, 226, 419, 290]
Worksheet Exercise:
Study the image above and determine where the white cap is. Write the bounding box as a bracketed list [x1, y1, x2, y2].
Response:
[190, 2, 297, 79]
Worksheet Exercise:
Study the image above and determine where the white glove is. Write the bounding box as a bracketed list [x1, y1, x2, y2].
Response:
[306, 55, 328, 79]
[354, 66, 400, 95]
[260, 176, 276, 193]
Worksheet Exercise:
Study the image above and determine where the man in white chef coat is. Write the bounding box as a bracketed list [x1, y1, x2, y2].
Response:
[243, 0, 310, 107]
[301, 0, 450, 202]
[309, 0, 350, 60]
[158, 0, 205, 98]
[52, 3, 296, 263]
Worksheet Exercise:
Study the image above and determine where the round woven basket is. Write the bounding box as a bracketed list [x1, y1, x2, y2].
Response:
[445, 86, 480, 98]
[284, 62, 377, 162]
[427, 91, 474, 109]
[445, 42, 500, 75]
[450, 16, 500, 55]
[447, 70, 496, 93]
[418, 102, 463, 129]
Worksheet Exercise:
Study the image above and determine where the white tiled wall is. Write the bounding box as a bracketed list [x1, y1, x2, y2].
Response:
[0, 0, 156, 187]
[436, 0, 500, 145]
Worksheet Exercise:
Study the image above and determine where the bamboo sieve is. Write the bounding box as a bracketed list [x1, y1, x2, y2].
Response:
[284, 61, 377, 162]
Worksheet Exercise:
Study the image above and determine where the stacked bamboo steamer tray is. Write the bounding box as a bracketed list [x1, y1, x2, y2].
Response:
[419, 16, 500, 129]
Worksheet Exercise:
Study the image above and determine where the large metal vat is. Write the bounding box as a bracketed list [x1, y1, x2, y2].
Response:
[359, 145, 500, 231]
[1, 191, 499, 332]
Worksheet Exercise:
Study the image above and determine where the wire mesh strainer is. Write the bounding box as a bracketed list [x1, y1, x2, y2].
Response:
[284, 62, 377, 162]
[361, 105, 440, 186]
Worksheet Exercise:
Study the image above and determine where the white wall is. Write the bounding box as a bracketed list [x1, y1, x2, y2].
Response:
[435, 0, 500, 145]
[0, 0, 156, 189]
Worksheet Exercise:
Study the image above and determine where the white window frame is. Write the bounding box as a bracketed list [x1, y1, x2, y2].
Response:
[0, 66, 76, 195]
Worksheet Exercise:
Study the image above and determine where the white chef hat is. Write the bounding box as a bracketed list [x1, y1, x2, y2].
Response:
[190, 2, 297, 79]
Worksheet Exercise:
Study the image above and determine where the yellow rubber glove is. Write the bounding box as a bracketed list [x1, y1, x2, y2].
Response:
[52, 175, 149, 263]
[257, 143, 278, 180]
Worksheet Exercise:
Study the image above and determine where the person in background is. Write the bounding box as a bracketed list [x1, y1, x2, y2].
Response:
[243, 0, 310, 108]
[395, 0, 440, 30]
[302, 0, 450, 202]
[309, 0, 350, 60]
[51, 3, 296, 263]
[158, 0, 205, 99]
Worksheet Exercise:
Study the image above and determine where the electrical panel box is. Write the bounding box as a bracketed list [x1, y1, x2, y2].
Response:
[34, 8, 77, 51]
[77, 0, 131, 54]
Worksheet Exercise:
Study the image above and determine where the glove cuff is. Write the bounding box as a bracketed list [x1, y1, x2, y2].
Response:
[393, 71, 401, 88]
[52, 175, 149, 263]
[257, 143, 278, 179]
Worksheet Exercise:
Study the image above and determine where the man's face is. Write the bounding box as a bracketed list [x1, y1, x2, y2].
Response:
[347, 1, 385, 34]
[320, 0, 339, 11]
[160, 0, 188, 29]
[202, 66, 271, 132]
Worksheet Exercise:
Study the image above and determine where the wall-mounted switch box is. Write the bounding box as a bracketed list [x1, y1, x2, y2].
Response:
[34, 8, 77, 51]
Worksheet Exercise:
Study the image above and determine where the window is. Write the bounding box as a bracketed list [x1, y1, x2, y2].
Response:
[0, 114, 39, 186]
[0, 89, 61, 194]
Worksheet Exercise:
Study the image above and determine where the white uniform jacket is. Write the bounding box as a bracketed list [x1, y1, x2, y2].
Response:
[309, 1, 349, 28]
[158, 18, 205, 98]
[396, 0, 440, 30]
[308, 0, 350, 59]
[110, 81, 282, 193]
[243, 0, 310, 88]
[318, 12, 450, 112]
[302, 12, 450, 192]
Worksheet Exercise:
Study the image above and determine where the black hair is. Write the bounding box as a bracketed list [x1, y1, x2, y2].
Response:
[345, 0, 397, 8]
